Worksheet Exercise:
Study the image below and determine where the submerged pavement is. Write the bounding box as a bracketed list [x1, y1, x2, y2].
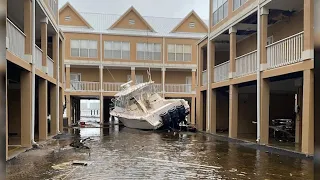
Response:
[6, 122, 313, 180]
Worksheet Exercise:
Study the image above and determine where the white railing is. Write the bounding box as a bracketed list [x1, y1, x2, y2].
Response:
[81, 109, 100, 117]
[152, 83, 162, 93]
[103, 82, 123, 92]
[48, 0, 58, 18]
[6, 19, 26, 60]
[35, 45, 43, 70]
[47, 56, 54, 78]
[165, 84, 192, 93]
[214, 61, 229, 82]
[235, 50, 257, 77]
[202, 70, 207, 86]
[266, 32, 304, 69]
[71, 81, 100, 92]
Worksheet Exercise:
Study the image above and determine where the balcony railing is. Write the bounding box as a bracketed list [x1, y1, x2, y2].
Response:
[235, 50, 257, 77]
[6, 19, 26, 61]
[202, 70, 207, 86]
[152, 83, 162, 92]
[103, 82, 123, 92]
[71, 81, 100, 92]
[47, 56, 54, 78]
[214, 61, 229, 82]
[48, 0, 58, 18]
[266, 32, 304, 69]
[35, 45, 43, 70]
[165, 84, 192, 93]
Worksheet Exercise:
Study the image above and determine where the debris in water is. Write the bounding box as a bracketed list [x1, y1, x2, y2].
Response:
[52, 162, 72, 170]
[72, 161, 89, 166]
[229, 168, 238, 172]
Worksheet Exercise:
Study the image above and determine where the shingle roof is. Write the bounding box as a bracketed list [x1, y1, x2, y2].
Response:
[60, 11, 209, 39]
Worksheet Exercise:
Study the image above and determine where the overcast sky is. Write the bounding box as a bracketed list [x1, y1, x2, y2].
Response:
[58, 0, 209, 20]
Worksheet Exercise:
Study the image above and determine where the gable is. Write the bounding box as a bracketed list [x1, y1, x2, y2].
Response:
[59, 6, 91, 28]
[173, 13, 207, 33]
[110, 8, 154, 31]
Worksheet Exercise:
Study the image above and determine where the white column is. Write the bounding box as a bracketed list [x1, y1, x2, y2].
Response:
[162, 67, 166, 97]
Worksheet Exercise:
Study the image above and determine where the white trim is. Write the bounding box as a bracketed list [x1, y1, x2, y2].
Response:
[40, 17, 48, 24]
[228, 72, 233, 79]
[229, 27, 237, 34]
[260, 63, 267, 71]
[260, 7, 269, 15]
[302, 50, 314, 60]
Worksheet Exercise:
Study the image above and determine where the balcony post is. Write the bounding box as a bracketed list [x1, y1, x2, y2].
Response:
[131, 67, 136, 85]
[50, 84, 58, 135]
[99, 65, 103, 91]
[66, 65, 70, 90]
[24, 0, 33, 55]
[162, 67, 166, 97]
[260, 78, 270, 145]
[260, 7, 269, 69]
[229, 84, 238, 138]
[66, 94, 71, 126]
[20, 71, 32, 147]
[191, 96, 196, 125]
[207, 40, 215, 133]
[302, 0, 314, 60]
[192, 69, 196, 92]
[99, 65, 104, 124]
[229, 27, 237, 78]
[38, 79, 48, 141]
[53, 33, 58, 79]
[40, 17, 48, 71]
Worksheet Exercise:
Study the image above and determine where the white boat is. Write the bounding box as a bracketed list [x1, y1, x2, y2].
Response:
[110, 80, 190, 130]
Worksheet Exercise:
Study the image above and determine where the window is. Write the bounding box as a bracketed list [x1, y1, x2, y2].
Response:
[212, 0, 228, 25]
[189, 22, 195, 28]
[136, 43, 161, 60]
[70, 40, 98, 58]
[129, 19, 135, 25]
[233, 0, 247, 11]
[104, 41, 130, 59]
[65, 16, 71, 21]
[167, 44, 192, 62]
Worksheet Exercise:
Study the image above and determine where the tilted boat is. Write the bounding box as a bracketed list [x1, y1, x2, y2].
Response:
[109, 80, 190, 130]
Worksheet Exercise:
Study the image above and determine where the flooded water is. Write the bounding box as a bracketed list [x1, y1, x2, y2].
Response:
[7, 121, 313, 180]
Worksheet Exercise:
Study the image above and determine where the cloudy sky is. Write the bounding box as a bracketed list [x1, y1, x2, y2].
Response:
[58, 0, 209, 20]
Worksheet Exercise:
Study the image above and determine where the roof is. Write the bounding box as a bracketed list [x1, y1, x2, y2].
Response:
[59, 4, 209, 39]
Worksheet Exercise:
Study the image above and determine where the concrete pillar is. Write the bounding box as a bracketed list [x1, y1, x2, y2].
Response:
[100, 65, 104, 124]
[100, 96, 104, 124]
[131, 67, 136, 85]
[66, 94, 71, 126]
[207, 40, 215, 132]
[191, 96, 196, 125]
[53, 33, 59, 79]
[192, 69, 196, 91]
[59, 88, 63, 130]
[303, 0, 314, 59]
[66, 65, 70, 89]
[104, 98, 111, 123]
[295, 87, 303, 143]
[229, 27, 237, 78]
[196, 91, 204, 130]
[260, 78, 270, 144]
[24, 0, 32, 54]
[162, 67, 166, 97]
[260, 8, 269, 66]
[38, 79, 47, 141]
[40, 17, 48, 67]
[301, 69, 314, 155]
[209, 89, 217, 133]
[229, 84, 238, 138]
[50, 84, 58, 135]
[20, 71, 32, 147]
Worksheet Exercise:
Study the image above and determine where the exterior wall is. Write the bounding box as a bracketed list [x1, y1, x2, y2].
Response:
[59, 6, 89, 27]
[111, 10, 151, 31]
[238, 93, 257, 134]
[8, 89, 21, 136]
[216, 91, 229, 131]
[165, 71, 191, 84]
[71, 67, 100, 82]
[174, 14, 207, 33]
[164, 38, 198, 64]
[136, 70, 161, 83]
[103, 69, 130, 82]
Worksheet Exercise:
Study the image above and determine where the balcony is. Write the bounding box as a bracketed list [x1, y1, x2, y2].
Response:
[165, 84, 192, 93]
[35, 45, 43, 70]
[202, 70, 207, 86]
[213, 61, 229, 82]
[267, 32, 304, 69]
[6, 19, 26, 61]
[71, 81, 100, 92]
[235, 50, 257, 78]
[103, 82, 123, 92]
[47, 56, 54, 78]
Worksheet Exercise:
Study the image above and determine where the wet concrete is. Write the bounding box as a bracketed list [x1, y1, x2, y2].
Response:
[6, 122, 313, 180]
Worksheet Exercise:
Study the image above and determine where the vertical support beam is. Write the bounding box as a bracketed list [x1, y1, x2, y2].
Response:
[260, 78, 270, 144]
[59, 88, 63, 130]
[206, 40, 215, 132]
[295, 86, 303, 143]
[40, 17, 48, 68]
[131, 67, 136, 85]
[50, 84, 58, 135]
[53, 33, 58, 79]
[260, 8, 269, 66]
[229, 27, 237, 78]
[99, 65, 103, 124]
[20, 71, 32, 147]
[66, 65, 70, 90]
[210, 89, 217, 133]
[302, 0, 314, 59]
[192, 69, 196, 91]
[196, 91, 204, 130]
[66, 94, 71, 126]
[229, 84, 238, 138]
[24, 0, 32, 54]
[191, 96, 196, 125]
[301, 69, 314, 155]
[162, 67, 166, 97]
[39, 79, 48, 141]
[100, 96, 104, 124]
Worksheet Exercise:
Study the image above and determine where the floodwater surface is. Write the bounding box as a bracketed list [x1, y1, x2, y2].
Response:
[6, 123, 313, 180]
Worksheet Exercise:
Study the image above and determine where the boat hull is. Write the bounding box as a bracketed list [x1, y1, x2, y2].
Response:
[118, 117, 161, 130]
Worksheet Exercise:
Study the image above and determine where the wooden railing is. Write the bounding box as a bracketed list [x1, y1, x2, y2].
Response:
[35, 45, 43, 70]
[202, 70, 207, 86]
[71, 81, 100, 92]
[235, 50, 257, 77]
[266, 32, 304, 69]
[103, 82, 123, 92]
[165, 84, 192, 93]
[47, 56, 54, 78]
[6, 19, 26, 60]
[214, 61, 229, 82]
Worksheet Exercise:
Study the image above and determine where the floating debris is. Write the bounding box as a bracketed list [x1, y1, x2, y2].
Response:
[72, 161, 89, 166]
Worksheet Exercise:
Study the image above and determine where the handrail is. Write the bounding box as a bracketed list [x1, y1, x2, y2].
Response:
[7, 18, 26, 37]
[214, 60, 229, 68]
[235, 50, 257, 60]
[47, 55, 54, 62]
[266, 31, 304, 48]
[35, 45, 43, 52]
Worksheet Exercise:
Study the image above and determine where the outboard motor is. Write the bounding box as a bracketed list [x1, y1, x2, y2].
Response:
[160, 112, 171, 128]
[169, 107, 179, 129]
[177, 105, 187, 124]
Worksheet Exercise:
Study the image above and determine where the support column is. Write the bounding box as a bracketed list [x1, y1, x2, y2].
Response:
[196, 91, 204, 130]
[162, 67, 166, 97]
[24, 0, 32, 55]
[66, 94, 71, 126]
[66, 65, 70, 90]
[191, 69, 196, 91]
[207, 40, 215, 132]
[229, 84, 238, 138]
[301, 69, 314, 155]
[20, 71, 32, 147]
[295, 86, 303, 143]
[100, 65, 103, 124]
[131, 67, 136, 85]
[53, 33, 58, 79]
[260, 78, 270, 144]
[260, 8, 269, 67]
[302, 0, 314, 60]
[210, 89, 217, 133]
[59, 88, 63, 131]
[229, 27, 237, 78]
[50, 84, 58, 135]
[191, 96, 196, 125]
[40, 17, 48, 69]
[38, 79, 47, 141]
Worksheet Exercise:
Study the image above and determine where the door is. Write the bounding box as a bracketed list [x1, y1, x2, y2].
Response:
[186, 76, 192, 92]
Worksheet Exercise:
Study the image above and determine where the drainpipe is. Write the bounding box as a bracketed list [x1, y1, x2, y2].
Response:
[256, 3, 261, 143]
[31, 0, 37, 145]
[56, 31, 60, 134]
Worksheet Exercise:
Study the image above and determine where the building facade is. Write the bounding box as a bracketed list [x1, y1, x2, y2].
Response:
[197, 0, 314, 155]
[6, 0, 64, 160]
[59, 3, 208, 125]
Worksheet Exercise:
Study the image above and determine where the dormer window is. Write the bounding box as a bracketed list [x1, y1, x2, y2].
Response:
[129, 19, 135, 25]
[65, 16, 71, 21]
[189, 22, 195, 28]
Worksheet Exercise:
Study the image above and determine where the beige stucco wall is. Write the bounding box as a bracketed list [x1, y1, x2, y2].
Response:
[112, 10, 151, 31]
[174, 14, 207, 33]
[165, 71, 191, 84]
[8, 89, 21, 136]
[216, 91, 229, 131]
[71, 67, 100, 82]
[103, 69, 130, 82]
[238, 93, 257, 134]
[59, 6, 89, 27]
